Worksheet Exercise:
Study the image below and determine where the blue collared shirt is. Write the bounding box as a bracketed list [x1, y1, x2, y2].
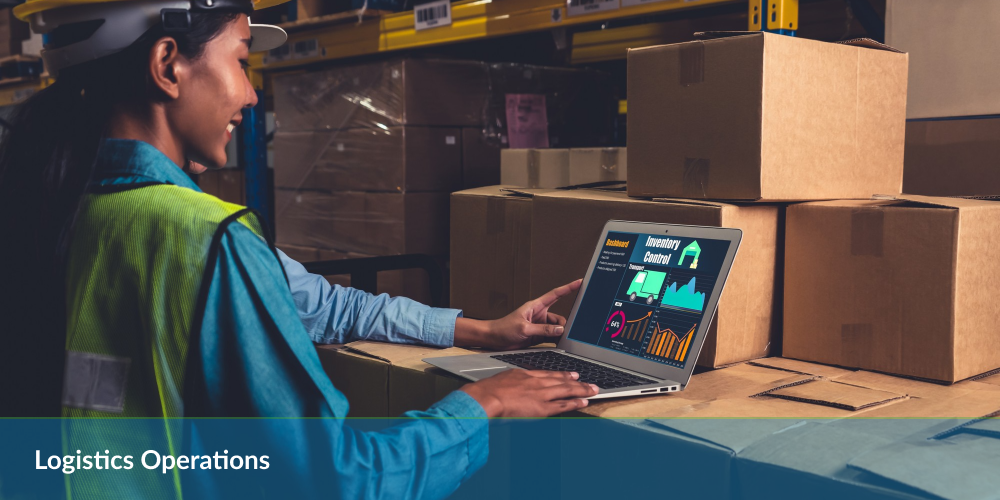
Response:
[89, 139, 488, 499]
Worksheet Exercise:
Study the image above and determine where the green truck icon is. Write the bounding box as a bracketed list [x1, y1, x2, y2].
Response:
[626, 270, 667, 304]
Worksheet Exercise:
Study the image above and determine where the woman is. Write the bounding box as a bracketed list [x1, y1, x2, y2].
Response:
[0, 0, 596, 497]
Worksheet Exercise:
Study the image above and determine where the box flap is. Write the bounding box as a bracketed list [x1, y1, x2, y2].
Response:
[693, 31, 763, 41]
[836, 37, 905, 53]
[748, 357, 855, 379]
[344, 340, 475, 370]
[964, 417, 1000, 438]
[759, 379, 908, 411]
[580, 362, 813, 418]
[650, 197, 737, 208]
[498, 188, 545, 198]
[646, 418, 807, 454]
[971, 368, 1000, 387]
[848, 420, 1000, 500]
[888, 193, 996, 210]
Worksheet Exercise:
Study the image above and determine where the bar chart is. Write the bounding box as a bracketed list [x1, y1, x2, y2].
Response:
[644, 322, 697, 363]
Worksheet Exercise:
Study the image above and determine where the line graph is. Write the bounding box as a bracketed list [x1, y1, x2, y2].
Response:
[622, 311, 651, 341]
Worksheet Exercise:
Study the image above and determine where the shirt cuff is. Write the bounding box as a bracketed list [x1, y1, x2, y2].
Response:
[431, 390, 489, 480]
[421, 307, 463, 348]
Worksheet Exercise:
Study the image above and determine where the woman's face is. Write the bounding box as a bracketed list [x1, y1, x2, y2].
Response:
[169, 15, 256, 168]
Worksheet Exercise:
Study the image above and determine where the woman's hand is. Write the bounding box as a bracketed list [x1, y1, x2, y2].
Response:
[460, 369, 598, 417]
[454, 280, 582, 351]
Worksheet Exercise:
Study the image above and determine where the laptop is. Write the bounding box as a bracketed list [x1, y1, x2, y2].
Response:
[425, 220, 742, 399]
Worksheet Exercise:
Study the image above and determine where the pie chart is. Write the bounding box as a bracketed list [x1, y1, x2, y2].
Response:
[606, 310, 626, 338]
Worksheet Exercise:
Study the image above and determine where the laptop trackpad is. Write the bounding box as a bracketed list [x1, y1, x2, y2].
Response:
[458, 366, 510, 381]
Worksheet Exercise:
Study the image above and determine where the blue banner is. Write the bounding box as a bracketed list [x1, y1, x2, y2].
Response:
[0, 417, 996, 499]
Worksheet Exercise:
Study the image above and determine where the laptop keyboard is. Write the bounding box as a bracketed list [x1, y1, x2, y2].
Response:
[491, 351, 658, 389]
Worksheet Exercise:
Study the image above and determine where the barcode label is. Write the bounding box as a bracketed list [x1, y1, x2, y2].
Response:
[566, 0, 619, 17]
[264, 44, 291, 64]
[292, 39, 319, 59]
[415, 0, 451, 31]
[621, 0, 667, 7]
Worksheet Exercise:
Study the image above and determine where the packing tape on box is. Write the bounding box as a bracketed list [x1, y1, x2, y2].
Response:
[682, 157, 710, 197]
[599, 148, 621, 181]
[527, 149, 541, 188]
[841, 324, 874, 368]
[486, 197, 506, 235]
[679, 42, 705, 86]
[850, 209, 884, 257]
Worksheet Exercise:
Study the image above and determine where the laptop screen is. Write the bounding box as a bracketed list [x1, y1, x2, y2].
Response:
[566, 231, 732, 370]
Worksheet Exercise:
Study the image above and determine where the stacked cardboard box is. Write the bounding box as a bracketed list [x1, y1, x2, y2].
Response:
[272, 59, 615, 304]
[273, 59, 481, 303]
[784, 196, 1000, 383]
[500, 148, 627, 188]
[886, 0, 1000, 197]
[449, 186, 553, 320]
[0, 11, 29, 59]
[627, 32, 907, 201]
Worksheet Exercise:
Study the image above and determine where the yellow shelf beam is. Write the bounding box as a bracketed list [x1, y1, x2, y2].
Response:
[253, 0, 741, 71]
[0, 79, 48, 107]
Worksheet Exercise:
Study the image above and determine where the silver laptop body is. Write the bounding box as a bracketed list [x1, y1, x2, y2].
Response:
[425, 220, 742, 400]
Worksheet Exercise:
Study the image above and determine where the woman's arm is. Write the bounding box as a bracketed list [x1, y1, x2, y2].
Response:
[278, 250, 461, 347]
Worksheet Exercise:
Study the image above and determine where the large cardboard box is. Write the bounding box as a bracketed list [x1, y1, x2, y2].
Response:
[450, 187, 551, 319]
[273, 59, 491, 132]
[903, 118, 1000, 197]
[275, 189, 449, 256]
[627, 32, 908, 201]
[529, 189, 781, 368]
[500, 149, 570, 188]
[886, 0, 1000, 119]
[273, 127, 462, 192]
[0, 11, 30, 58]
[784, 196, 1000, 382]
[316, 341, 474, 417]
[569, 148, 627, 186]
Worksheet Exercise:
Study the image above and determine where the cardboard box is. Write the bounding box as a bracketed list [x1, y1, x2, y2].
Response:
[278, 244, 440, 305]
[273, 59, 490, 132]
[529, 189, 781, 368]
[0, 11, 30, 58]
[461, 128, 501, 189]
[784, 195, 1000, 382]
[273, 127, 462, 192]
[847, 418, 1000, 500]
[903, 118, 1000, 197]
[450, 186, 550, 319]
[198, 168, 245, 206]
[500, 149, 570, 188]
[275, 189, 449, 256]
[585, 356, 1000, 419]
[569, 148, 627, 186]
[316, 341, 473, 417]
[886, 0, 1000, 119]
[627, 32, 908, 201]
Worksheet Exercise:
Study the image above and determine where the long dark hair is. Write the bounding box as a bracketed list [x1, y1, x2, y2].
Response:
[0, 11, 246, 416]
